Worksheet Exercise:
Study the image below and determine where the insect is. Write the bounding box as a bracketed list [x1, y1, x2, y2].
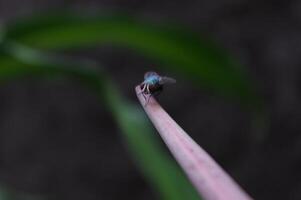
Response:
[139, 71, 176, 105]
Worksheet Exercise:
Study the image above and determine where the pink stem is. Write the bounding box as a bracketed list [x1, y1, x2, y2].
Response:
[135, 86, 253, 200]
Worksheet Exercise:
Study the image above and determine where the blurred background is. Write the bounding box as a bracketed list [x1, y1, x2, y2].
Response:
[0, 0, 300, 200]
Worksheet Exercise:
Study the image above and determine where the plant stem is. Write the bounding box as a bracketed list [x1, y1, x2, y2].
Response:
[135, 86, 253, 200]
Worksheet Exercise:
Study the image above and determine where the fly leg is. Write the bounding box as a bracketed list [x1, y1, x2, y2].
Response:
[144, 88, 162, 106]
[144, 84, 152, 106]
[138, 83, 147, 101]
[138, 83, 146, 94]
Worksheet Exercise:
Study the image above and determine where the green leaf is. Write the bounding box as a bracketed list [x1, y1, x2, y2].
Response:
[0, 186, 12, 200]
[5, 14, 256, 103]
[0, 42, 200, 200]
[0, 13, 258, 199]
[0, 184, 44, 200]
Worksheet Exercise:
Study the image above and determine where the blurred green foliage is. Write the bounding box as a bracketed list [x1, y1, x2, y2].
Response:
[0, 184, 43, 200]
[0, 42, 200, 200]
[5, 14, 256, 101]
[0, 14, 257, 200]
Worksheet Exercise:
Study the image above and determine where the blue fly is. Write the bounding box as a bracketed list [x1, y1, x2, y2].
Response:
[139, 71, 176, 105]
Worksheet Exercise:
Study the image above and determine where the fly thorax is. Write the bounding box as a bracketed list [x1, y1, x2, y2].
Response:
[146, 76, 160, 85]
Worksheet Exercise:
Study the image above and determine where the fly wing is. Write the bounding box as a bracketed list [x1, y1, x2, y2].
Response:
[159, 76, 176, 84]
[144, 71, 158, 79]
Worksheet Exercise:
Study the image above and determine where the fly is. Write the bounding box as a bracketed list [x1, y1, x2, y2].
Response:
[139, 71, 176, 105]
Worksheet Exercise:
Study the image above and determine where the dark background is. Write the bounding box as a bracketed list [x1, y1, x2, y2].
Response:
[0, 0, 301, 199]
